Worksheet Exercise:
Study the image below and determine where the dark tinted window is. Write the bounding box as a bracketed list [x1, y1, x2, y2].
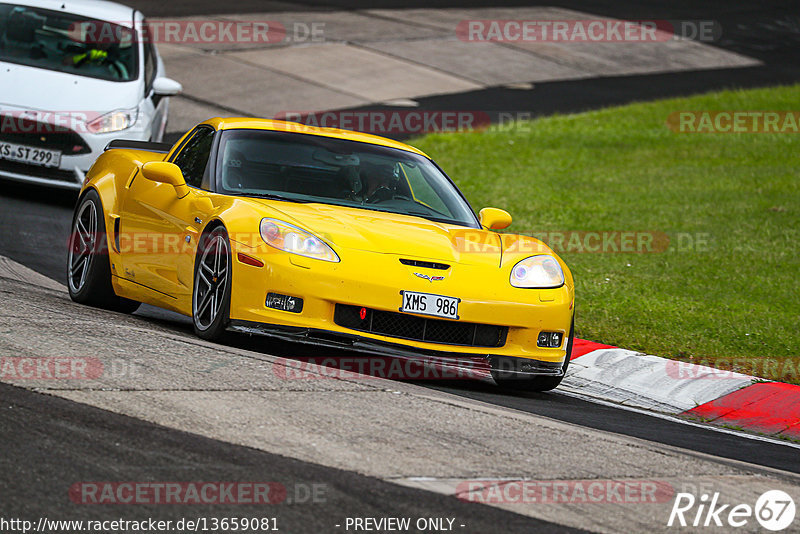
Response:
[0, 3, 138, 82]
[215, 130, 479, 227]
[173, 127, 215, 188]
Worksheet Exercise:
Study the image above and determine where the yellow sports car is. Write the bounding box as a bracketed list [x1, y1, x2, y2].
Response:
[68, 118, 575, 390]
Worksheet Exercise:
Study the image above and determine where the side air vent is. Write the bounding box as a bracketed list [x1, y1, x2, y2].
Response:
[399, 259, 450, 270]
[113, 216, 121, 253]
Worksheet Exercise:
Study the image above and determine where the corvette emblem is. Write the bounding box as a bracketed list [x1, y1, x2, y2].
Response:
[414, 272, 445, 282]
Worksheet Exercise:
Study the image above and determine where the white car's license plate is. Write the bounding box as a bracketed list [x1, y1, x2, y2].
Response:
[400, 290, 460, 320]
[0, 142, 61, 168]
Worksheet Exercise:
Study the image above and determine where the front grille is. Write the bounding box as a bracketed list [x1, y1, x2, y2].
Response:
[334, 304, 507, 348]
[0, 158, 78, 182]
[0, 121, 91, 155]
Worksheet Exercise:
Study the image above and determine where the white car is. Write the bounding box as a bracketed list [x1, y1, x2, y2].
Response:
[0, 0, 182, 189]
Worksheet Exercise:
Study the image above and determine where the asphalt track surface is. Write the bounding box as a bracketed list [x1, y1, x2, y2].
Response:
[0, 382, 587, 532]
[2, 0, 799, 530]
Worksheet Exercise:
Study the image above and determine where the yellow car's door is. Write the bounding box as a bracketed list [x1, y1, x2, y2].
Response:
[118, 126, 216, 299]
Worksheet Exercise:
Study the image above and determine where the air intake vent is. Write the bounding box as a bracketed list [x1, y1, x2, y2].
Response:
[0, 120, 90, 154]
[399, 259, 450, 270]
[334, 304, 507, 348]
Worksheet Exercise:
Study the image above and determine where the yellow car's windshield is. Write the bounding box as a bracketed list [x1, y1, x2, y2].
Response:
[216, 129, 480, 227]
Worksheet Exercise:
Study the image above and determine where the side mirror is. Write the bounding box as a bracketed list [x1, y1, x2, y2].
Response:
[152, 77, 183, 96]
[479, 207, 512, 230]
[141, 161, 189, 198]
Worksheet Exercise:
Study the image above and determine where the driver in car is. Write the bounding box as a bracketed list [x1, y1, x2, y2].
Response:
[362, 163, 397, 203]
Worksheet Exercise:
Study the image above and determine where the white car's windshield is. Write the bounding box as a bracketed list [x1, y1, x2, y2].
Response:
[217, 129, 480, 228]
[0, 3, 137, 82]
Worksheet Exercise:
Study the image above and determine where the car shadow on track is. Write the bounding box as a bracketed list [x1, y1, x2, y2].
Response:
[229, 329, 572, 403]
[0, 178, 78, 208]
[132, 303, 554, 397]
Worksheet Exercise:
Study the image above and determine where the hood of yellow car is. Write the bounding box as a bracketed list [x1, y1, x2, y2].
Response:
[252, 200, 511, 267]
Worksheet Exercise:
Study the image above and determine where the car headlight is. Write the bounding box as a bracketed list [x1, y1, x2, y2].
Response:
[260, 218, 339, 263]
[510, 255, 564, 288]
[87, 108, 138, 134]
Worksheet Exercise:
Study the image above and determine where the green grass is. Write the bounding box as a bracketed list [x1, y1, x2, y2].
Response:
[410, 85, 800, 383]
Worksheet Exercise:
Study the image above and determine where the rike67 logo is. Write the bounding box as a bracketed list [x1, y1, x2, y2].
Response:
[668, 490, 796, 531]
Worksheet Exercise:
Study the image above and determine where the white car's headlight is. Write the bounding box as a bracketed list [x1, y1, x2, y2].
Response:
[260, 218, 339, 263]
[510, 255, 564, 288]
[87, 108, 138, 134]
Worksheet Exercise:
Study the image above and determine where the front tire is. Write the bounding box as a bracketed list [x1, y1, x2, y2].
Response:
[67, 190, 140, 313]
[493, 318, 575, 392]
[192, 226, 232, 341]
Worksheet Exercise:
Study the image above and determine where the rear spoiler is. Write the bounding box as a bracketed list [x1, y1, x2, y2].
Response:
[104, 139, 172, 153]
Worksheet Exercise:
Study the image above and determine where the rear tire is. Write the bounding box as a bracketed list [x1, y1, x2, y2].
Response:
[192, 226, 232, 341]
[493, 318, 574, 392]
[67, 190, 140, 313]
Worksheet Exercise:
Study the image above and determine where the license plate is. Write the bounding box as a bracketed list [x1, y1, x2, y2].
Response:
[400, 290, 460, 320]
[0, 142, 61, 168]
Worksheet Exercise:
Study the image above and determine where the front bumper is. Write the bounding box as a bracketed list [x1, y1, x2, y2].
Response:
[228, 239, 574, 367]
[0, 159, 84, 189]
[0, 128, 151, 189]
[229, 320, 566, 378]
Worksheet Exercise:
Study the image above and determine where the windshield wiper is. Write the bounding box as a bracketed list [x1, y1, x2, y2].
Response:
[237, 192, 309, 203]
[404, 211, 460, 225]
